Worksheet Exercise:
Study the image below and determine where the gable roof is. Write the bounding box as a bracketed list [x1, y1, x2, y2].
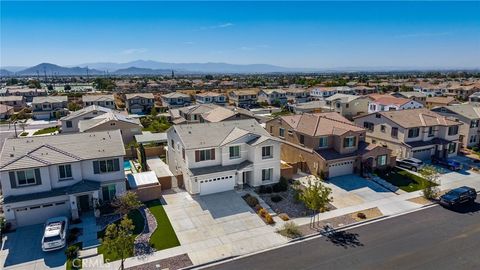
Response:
[426, 96, 458, 105]
[279, 112, 364, 136]
[369, 95, 412, 106]
[0, 104, 13, 114]
[260, 89, 286, 95]
[0, 130, 125, 171]
[434, 104, 480, 120]
[325, 93, 363, 103]
[32, 96, 68, 104]
[78, 111, 141, 131]
[368, 108, 461, 128]
[82, 94, 114, 102]
[61, 105, 112, 121]
[161, 92, 190, 99]
[0, 96, 24, 102]
[126, 93, 154, 100]
[393, 91, 427, 98]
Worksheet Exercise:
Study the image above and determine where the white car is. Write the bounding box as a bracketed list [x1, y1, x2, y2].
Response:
[41, 216, 68, 252]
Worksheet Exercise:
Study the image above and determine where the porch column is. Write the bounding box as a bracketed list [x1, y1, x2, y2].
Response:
[69, 195, 79, 220]
[93, 190, 100, 218]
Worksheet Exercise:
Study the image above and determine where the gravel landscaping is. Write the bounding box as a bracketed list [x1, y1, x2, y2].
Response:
[126, 254, 193, 270]
[134, 207, 158, 256]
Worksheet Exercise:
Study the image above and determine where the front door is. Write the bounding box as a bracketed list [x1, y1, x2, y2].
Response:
[78, 195, 90, 213]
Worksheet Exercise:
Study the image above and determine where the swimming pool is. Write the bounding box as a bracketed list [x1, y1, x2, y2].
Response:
[124, 160, 132, 170]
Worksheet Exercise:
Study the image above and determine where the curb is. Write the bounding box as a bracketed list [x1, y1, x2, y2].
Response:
[181, 256, 238, 270]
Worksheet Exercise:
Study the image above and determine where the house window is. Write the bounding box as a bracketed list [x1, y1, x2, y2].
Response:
[391, 127, 398, 138]
[58, 164, 73, 180]
[102, 184, 116, 202]
[93, 159, 120, 174]
[279, 128, 285, 138]
[377, 155, 387, 166]
[66, 121, 72, 128]
[15, 169, 37, 186]
[182, 148, 185, 160]
[343, 136, 357, 148]
[448, 126, 458, 136]
[269, 126, 273, 133]
[170, 139, 174, 148]
[262, 168, 273, 181]
[428, 127, 434, 137]
[375, 113, 381, 118]
[262, 146, 273, 159]
[470, 120, 479, 128]
[229, 146, 240, 159]
[363, 122, 374, 131]
[299, 134, 305, 145]
[380, 125, 386, 132]
[448, 143, 456, 154]
[195, 149, 215, 162]
[408, 128, 420, 138]
[319, 137, 328, 148]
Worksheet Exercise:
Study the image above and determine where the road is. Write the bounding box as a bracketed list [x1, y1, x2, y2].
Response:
[205, 203, 480, 270]
[0, 121, 58, 149]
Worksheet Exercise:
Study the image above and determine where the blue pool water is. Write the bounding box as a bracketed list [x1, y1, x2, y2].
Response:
[124, 160, 132, 170]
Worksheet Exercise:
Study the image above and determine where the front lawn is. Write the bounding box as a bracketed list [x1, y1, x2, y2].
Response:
[97, 209, 145, 262]
[377, 168, 435, 192]
[33, 126, 59, 135]
[145, 200, 180, 250]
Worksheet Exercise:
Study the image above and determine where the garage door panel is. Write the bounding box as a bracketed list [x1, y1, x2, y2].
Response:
[15, 201, 70, 227]
[200, 175, 235, 195]
[328, 160, 354, 178]
[412, 148, 433, 160]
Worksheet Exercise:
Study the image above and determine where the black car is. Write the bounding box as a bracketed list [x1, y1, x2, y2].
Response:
[439, 186, 477, 207]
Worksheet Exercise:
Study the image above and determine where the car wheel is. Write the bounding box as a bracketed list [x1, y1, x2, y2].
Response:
[411, 167, 417, 172]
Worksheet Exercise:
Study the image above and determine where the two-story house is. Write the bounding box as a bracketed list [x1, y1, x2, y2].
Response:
[169, 104, 259, 124]
[195, 92, 227, 105]
[469, 92, 480, 103]
[425, 96, 459, 109]
[125, 93, 155, 113]
[0, 130, 126, 227]
[309, 86, 338, 99]
[228, 90, 258, 107]
[7, 88, 48, 102]
[161, 92, 192, 108]
[432, 104, 480, 148]
[391, 91, 427, 106]
[367, 94, 423, 113]
[285, 88, 310, 103]
[324, 94, 370, 119]
[0, 96, 26, 112]
[32, 96, 69, 120]
[257, 89, 288, 106]
[266, 112, 393, 179]
[354, 109, 462, 160]
[167, 119, 281, 195]
[82, 94, 116, 109]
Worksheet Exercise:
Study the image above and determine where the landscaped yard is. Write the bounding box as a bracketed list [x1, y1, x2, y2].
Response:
[33, 126, 59, 135]
[377, 168, 435, 192]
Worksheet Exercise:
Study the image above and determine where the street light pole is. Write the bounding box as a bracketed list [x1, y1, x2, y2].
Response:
[13, 121, 18, 138]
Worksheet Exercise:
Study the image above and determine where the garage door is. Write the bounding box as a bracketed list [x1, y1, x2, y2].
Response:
[15, 201, 70, 227]
[328, 160, 354, 178]
[412, 147, 433, 160]
[199, 175, 235, 195]
[130, 108, 143, 114]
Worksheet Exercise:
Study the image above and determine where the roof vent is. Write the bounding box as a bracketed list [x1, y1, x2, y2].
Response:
[9, 153, 14, 157]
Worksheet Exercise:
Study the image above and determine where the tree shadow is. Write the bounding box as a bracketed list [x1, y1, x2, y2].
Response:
[325, 231, 364, 249]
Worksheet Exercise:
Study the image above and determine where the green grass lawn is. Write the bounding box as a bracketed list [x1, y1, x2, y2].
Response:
[19, 132, 28, 137]
[145, 200, 180, 250]
[33, 126, 59, 135]
[377, 168, 435, 192]
[97, 209, 145, 262]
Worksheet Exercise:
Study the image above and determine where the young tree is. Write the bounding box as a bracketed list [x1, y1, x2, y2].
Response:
[419, 165, 440, 200]
[299, 179, 333, 228]
[102, 216, 135, 270]
[111, 191, 143, 216]
[150, 106, 158, 116]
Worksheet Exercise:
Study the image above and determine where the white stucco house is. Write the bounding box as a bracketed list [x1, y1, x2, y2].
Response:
[0, 130, 127, 228]
[367, 95, 424, 113]
[167, 119, 281, 195]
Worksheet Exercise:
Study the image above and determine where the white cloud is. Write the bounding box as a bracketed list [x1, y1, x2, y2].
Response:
[121, 48, 147, 55]
[200, 22, 234, 30]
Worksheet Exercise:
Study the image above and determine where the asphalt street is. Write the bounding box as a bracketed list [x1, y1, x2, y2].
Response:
[205, 203, 480, 270]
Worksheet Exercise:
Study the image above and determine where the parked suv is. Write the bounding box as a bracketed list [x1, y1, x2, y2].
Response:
[440, 186, 477, 207]
[396, 157, 424, 172]
[432, 157, 462, 171]
[42, 216, 68, 252]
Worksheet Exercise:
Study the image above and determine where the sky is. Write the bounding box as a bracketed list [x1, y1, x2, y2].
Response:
[1, 1, 480, 69]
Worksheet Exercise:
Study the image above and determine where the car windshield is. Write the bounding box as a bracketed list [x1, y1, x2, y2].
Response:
[44, 235, 62, 242]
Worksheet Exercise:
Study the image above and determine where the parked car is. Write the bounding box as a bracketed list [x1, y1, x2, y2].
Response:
[396, 157, 424, 171]
[439, 186, 477, 207]
[41, 216, 68, 252]
[432, 157, 462, 171]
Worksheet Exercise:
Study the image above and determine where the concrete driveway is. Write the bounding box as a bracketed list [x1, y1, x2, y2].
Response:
[162, 190, 287, 265]
[0, 225, 66, 270]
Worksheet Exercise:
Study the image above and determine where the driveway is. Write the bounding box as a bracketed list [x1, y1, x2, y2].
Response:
[162, 190, 287, 265]
[0, 225, 66, 270]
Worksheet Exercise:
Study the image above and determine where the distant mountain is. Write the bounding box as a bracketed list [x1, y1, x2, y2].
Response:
[1, 66, 27, 72]
[113, 67, 173, 75]
[16, 63, 104, 76]
[0, 69, 13, 76]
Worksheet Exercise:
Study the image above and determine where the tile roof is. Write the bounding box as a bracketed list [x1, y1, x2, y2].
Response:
[373, 108, 461, 128]
[426, 96, 458, 105]
[368, 94, 411, 106]
[78, 111, 141, 131]
[279, 112, 364, 136]
[0, 130, 125, 171]
[325, 94, 362, 103]
[195, 92, 224, 97]
[82, 94, 114, 102]
[435, 104, 480, 119]
[161, 92, 189, 99]
[0, 96, 24, 102]
[0, 104, 13, 114]
[32, 96, 68, 104]
[61, 105, 112, 120]
[126, 93, 155, 99]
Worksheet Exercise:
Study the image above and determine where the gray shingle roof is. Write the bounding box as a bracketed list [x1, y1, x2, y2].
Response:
[0, 130, 125, 171]
[190, 160, 252, 176]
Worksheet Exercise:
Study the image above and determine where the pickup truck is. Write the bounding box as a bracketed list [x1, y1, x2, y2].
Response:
[432, 157, 462, 171]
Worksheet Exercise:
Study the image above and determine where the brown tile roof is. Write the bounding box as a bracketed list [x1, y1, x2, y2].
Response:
[426, 96, 458, 105]
[368, 94, 411, 106]
[280, 112, 364, 136]
[376, 108, 461, 128]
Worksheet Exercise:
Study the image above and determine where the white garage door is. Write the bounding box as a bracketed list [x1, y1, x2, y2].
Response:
[130, 108, 143, 114]
[199, 175, 235, 195]
[15, 201, 70, 227]
[328, 160, 354, 178]
[412, 147, 433, 160]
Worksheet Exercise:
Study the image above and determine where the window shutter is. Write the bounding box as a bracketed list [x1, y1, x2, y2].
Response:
[195, 150, 200, 162]
[211, 149, 215, 160]
[113, 159, 120, 171]
[353, 137, 357, 146]
[93, 161, 100, 174]
[9, 172, 17, 189]
[34, 169, 42, 185]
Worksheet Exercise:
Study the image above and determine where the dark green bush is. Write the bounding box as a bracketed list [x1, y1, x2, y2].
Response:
[271, 195, 283, 203]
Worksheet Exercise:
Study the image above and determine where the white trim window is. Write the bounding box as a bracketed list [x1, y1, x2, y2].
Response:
[343, 136, 357, 148]
[16, 169, 37, 186]
[229, 145, 241, 159]
[58, 164, 73, 180]
[279, 128, 285, 138]
[319, 136, 328, 148]
[262, 168, 273, 181]
[262, 146, 273, 159]
[377, 155, 387, 166]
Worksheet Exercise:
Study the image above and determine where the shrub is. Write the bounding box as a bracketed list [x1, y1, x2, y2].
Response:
[271, 195, 283, 203]
[273, 177, 288, 192]
[65, 245, 79, 259]
[278, 213, 290, 221]
[279, 222, 302, 238]
[254, 204, 263, 212]
[244, 195, 259, 207]
[357, 212, 367, 219]
[264, 214, 275, 225]
[258, 208, 268, 218]
[259, 185, 273, 194]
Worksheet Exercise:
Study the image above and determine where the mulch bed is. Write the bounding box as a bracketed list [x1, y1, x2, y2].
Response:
[126, 254, 193, 270]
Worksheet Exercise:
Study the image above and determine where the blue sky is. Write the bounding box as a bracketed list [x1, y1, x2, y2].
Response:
[1, 1, 479, 69]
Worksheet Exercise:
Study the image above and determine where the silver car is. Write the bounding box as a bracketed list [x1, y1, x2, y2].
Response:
[41, 216, 68, 252]
[396, 157, 424, 172]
